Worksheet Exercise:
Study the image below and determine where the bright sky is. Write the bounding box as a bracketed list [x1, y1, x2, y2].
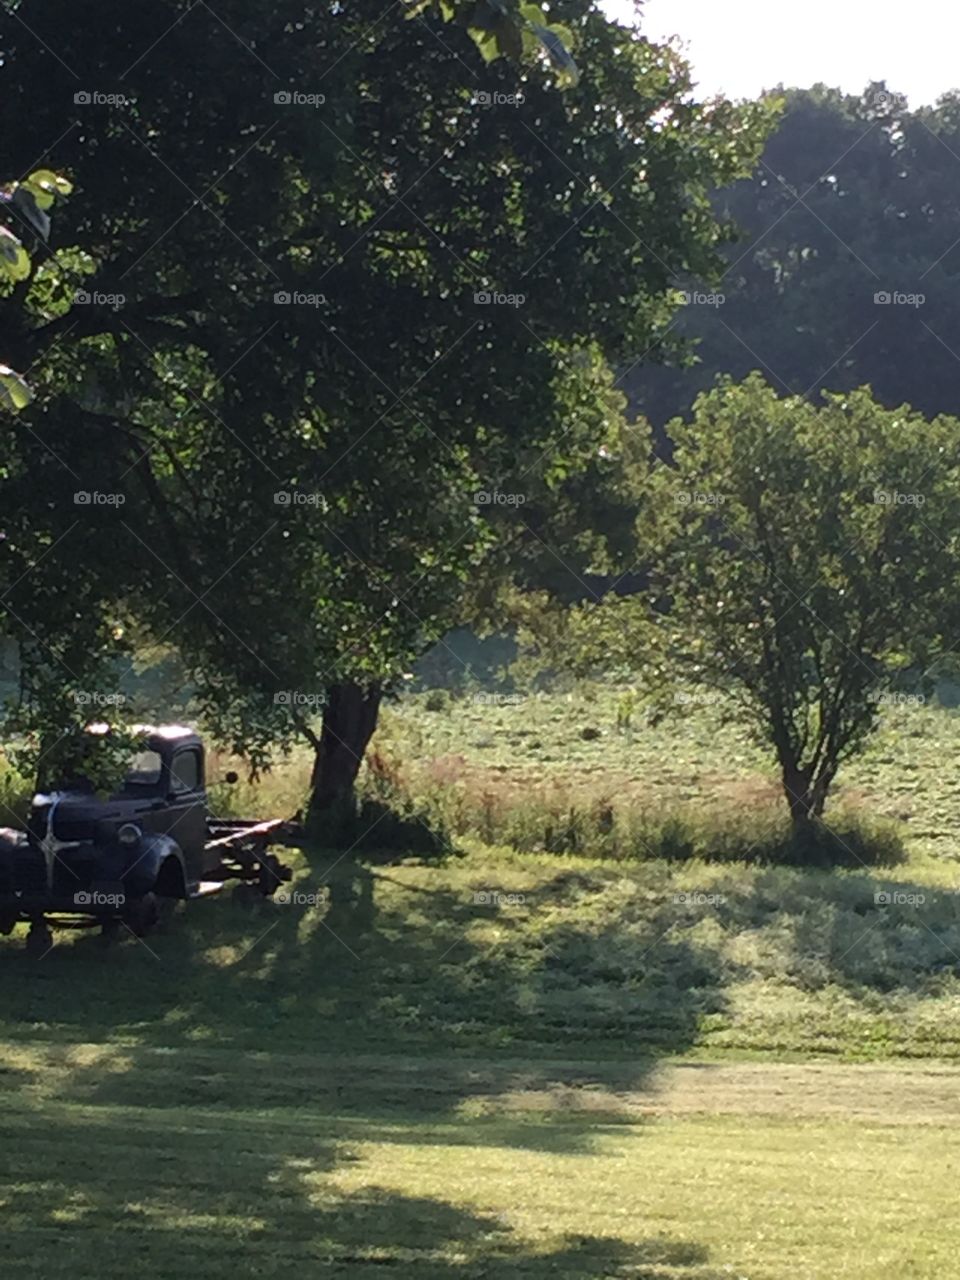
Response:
[601, 0, 960, 108]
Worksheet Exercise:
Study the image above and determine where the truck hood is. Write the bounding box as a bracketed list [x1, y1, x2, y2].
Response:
[30, 792, 143, 845]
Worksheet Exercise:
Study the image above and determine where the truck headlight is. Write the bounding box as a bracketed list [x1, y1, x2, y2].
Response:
[118, 823, 142, 848]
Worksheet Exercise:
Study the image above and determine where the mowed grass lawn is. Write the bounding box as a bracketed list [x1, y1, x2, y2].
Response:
[5, 831, 960, 1277]
[5, 1049, 960, 1279]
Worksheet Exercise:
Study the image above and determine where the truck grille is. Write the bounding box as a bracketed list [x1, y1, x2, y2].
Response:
[26, 803, 51, 843]
[0, 846, 47, 896]
[51, 813, 97, 843]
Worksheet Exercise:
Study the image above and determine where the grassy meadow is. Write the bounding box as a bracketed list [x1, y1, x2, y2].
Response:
[372, 684, 956, 862]
[4, 684, 960, 1277]
[209, 682, 960, 865]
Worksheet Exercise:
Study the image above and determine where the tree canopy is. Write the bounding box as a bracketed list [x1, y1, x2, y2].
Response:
[0, 0, 772, 805]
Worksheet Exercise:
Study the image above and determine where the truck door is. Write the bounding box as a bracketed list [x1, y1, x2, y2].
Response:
[164, 746, 207, 887]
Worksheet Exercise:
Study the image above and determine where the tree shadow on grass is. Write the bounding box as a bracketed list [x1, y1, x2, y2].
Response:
[0, 1097, 729, 1279]
[715, 864, 960, 998]
[5, 842, 955, 1144]
[0, 847, 727, 1157]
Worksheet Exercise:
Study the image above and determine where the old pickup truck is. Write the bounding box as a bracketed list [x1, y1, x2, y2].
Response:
[0, 724, 293, 953]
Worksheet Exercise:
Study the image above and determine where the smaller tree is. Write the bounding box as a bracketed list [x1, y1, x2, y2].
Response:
[646, 373, 960, 830]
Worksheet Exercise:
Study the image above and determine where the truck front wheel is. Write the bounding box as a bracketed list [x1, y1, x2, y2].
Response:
[154, 857, 186, 928]
[123, 893, 160, 937]
[25, 919, 53, 957]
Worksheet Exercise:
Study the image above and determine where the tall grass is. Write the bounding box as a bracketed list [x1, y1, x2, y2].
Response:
[200, 697, 907, 867]
[359, 740, 904, 868]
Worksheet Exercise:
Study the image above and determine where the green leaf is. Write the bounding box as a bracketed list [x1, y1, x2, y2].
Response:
[518, 2, 547, 24]
[22, 174, 62, 210]
[27, 168, 73, 198]
[0, 226, 31, 282]
[468, 26, 502, 62]
[0, 365, 34, 413]
[530, 21, 579, 86]
[519, 26, 540, 55]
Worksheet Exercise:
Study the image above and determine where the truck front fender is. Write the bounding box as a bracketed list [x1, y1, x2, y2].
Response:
[123, 833, 187, 899]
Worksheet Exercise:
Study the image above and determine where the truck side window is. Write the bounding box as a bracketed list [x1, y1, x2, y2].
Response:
[171, 749, 201, 792]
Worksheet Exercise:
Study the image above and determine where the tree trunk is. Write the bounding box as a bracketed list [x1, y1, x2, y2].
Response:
[307, 681, 382, 825]
[781, 762, 815, 828]
[809, 769, 834, 819]
[782, 760, 837, 829]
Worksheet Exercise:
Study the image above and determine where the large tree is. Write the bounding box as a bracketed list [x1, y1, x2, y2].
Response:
[0, 0, 771, 818]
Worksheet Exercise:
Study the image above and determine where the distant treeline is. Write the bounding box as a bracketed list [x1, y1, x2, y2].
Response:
[621, 81, 960, 440]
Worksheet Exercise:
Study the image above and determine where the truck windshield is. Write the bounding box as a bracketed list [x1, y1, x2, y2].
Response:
[123, 749, 163, 789]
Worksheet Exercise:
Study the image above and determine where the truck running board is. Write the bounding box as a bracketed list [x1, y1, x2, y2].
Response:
[192, 880, 226, 898]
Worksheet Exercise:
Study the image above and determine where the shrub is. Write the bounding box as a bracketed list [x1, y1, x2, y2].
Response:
[775, 816, 905, 870]
[0, 755, 33, 826]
